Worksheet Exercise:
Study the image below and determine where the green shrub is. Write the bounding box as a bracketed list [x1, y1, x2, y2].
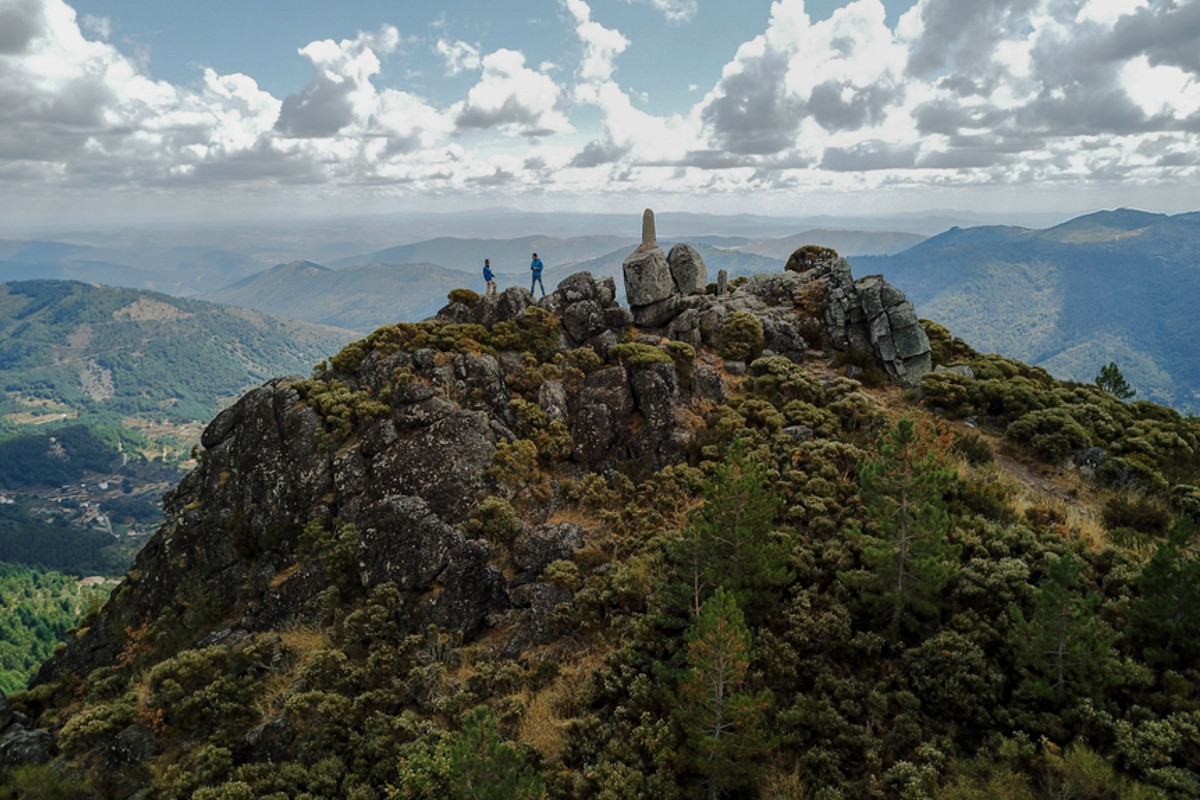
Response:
[608, 342, 672, 367]
[921, 319, 977, 366]
[1005, 408, 1092, 463]
[566, 347, 603, 374]
[662, 341, 696, 387]
[465, 498, 523, 547]
[543, 559, 582, 590]
[953, 431, 994, 465]
[784, 244, 840, 273]
[920, 371, 979, 417]
[0, 765, 91, 799]
[721, 311, 764, 362]
[447, 288, 481, 307]
[1096, 454, 1170, 493]
[490, 439, 540, 487]
[1102, 493, 1172, 536]
[749, 356, 825, 406]
[291, 379, 388, 438]
[327, 341, 368, 374]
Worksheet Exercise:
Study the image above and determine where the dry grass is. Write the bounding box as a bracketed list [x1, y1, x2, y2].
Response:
[252, 626, 329, 719]
[269, 562, 304, 589]
[760, 767, 813, 800]
[517, 649, 607, 760]
[1013, 491, 1109, 551]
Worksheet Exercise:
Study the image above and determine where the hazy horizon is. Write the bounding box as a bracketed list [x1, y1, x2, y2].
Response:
[2, 1, 1197, 229]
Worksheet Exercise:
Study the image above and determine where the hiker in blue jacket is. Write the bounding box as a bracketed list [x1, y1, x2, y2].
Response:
[530, 252, 545, 296]
[483, 258, 497, 295]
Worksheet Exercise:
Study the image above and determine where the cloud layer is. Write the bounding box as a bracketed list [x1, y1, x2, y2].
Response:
[1, 0, 1197, 222]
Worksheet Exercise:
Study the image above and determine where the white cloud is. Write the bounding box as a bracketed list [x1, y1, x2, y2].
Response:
[2, 0, 1199, 222]
[621, 0, 697, 23]
[698, 0, 908, 155]
[275, 26, 401, 137]
[453, 48, 572, 137]
[1076, 0, 1148, 27]
[563, 0, 629, 83]
[563, 0, 704, 168]
[436, 38, 480, 75]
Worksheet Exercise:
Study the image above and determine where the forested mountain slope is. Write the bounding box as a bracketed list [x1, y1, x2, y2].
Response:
[850, 209, 1200, 412]
[5, 248, 1200, 800]
[0, 280, 357, 450]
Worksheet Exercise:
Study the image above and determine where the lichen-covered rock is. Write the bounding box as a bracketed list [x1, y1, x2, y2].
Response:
[631, 293, 682, 328]
[668, 243, 708, 296]
[367, 411, 496, 523]
[538, 380, 569, 423]
[623, 247, 674, 307]
[513, 522, 584, 575]
[787, 248, 933, 387]
[474, 286, 534, 328]
[579, 366, 635, 421]
[631, 362, 680, 429]
[0, 726, 55, 767]
[563, 299, 607, 344]
[572, 404, 618, 464]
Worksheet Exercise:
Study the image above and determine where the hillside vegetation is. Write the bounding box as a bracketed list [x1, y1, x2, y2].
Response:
[0, 280, 357, 452]
[6, 258, 1200, 800]
[851, 209, 1200, 412]
[0, 566, 114, 694]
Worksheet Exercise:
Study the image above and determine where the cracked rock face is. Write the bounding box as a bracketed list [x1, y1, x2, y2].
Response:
[801, 257, 933, 388]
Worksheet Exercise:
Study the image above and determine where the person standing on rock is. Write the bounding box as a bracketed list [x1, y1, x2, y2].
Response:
[483, 258, 497, 296]
[530, 252, 545, 296]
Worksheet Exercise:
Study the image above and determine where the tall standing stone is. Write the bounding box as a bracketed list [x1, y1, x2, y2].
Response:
[623, 208, 674, 316]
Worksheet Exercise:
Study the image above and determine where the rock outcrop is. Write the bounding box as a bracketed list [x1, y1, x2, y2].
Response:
[0, 691, 55, 768]
[798, 249, 933, 388]
[622, 209, 708, 327]
[33, 270, 700, 691]
[33, 211, 930, 716]
[619, 219, 932, 387]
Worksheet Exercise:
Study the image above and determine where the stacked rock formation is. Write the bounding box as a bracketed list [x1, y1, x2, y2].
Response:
[622, 209, 708, 327]
[620, 211, 932, 386]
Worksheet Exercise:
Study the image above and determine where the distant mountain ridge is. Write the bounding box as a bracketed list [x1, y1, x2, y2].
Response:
[0, 280, 357, 448]
[733, 228, 928, 259]
[203, 261, 471, 331]
[203, 242, 789, 331]
[0, 239, 265, 296]
[850, 209, 1200, 411]
[331, 234, 639, 271]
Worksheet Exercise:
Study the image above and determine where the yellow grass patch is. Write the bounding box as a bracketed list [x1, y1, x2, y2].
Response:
[517, 649, 606, 760]
[269, 562, 304, 589]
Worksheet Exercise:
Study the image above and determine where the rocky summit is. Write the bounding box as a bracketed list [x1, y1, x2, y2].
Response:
[34, 215, 928, 692]
[31, 211, 1200, 799]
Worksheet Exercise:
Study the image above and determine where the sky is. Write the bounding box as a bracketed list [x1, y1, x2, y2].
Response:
[1, 0, 1198, 230]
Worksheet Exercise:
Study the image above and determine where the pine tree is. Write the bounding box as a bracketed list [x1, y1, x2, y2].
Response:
[1130, 518, 1200, 666]
[840, 417, 960, 637]
[666, 440, 790, 621]
[1095, 361, 1135, 399]
[676, 588, 773, 800]
[1011, 552, 1116, 702]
